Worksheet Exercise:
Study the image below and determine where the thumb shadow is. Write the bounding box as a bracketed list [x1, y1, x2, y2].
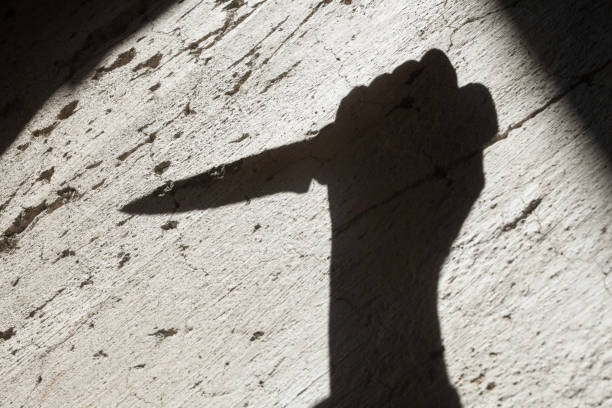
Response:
[123, 49, 498, 407]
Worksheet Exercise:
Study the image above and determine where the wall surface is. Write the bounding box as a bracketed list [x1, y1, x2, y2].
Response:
[1, 1, 611, 407]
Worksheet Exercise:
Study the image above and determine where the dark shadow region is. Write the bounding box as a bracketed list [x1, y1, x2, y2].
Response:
[0, 0, 177, 157]
[123, 49, 498, 407]
[498, 0, 612, 156]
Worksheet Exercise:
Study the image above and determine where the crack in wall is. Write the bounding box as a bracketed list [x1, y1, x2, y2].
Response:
[26, 288, 66, 319]
[262, 0, 331, 66]
[261, 61, 301, 93]
[225, 70, 252, 96]
[445, 0, 524, 54]
[332, 149, 482, 238]
[182, 0, 268, 60]
[487, 58, 612, 146]
[501, 197, 543, 232]
[0, 188, 80, 253]
[229, 16, 288, 68]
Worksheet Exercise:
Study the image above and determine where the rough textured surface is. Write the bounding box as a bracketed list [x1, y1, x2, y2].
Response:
[1, 0, 611, 407]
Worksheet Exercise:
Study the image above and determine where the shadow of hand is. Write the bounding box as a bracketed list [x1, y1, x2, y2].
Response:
[123, 49, 498, 408]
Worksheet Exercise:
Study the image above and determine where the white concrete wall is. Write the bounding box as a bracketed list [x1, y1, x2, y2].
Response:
[1, 1, 611, 406]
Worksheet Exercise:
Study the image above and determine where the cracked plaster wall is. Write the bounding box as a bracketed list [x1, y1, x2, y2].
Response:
[0, 0, 611, 406]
